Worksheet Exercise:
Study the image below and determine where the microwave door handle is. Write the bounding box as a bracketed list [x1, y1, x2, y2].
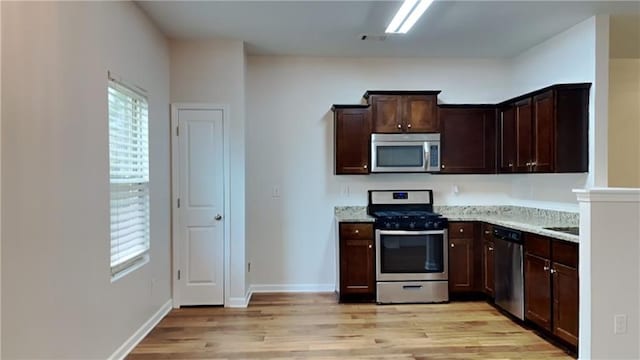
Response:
[423, 142, 430, 170]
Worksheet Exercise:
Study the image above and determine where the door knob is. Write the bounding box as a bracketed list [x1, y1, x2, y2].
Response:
[214, 214, 223, 221]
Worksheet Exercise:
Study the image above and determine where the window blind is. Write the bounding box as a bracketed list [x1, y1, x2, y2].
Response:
[108, 80, 150, 276]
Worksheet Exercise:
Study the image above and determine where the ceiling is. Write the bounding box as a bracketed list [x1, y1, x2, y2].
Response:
[137, 1, 640, 58]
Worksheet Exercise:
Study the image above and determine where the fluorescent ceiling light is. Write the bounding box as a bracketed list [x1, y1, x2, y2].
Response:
[385, 0, 434, 34]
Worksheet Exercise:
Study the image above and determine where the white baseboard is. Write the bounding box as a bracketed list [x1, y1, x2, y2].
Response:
[227, 287, 253, 308]
[108, 299, 172, 360]
[250, 283, 335, 293]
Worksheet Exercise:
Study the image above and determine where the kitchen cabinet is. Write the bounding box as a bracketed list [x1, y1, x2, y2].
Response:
[498, 84, 590, 173]
[481, 223, 495, 297]
[338, 222, 375, 302]
[439, 106, 496, 174]
[524, 233, 579, 347]
[448, 222, 477, 293]
[364, 91, 441, 133]
[332, 105, 371, 175]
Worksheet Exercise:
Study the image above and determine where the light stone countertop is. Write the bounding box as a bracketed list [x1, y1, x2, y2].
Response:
[335, 205, 579, 243]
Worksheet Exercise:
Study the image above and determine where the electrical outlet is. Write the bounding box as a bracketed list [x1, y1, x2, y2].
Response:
[614, 314, 628, 334]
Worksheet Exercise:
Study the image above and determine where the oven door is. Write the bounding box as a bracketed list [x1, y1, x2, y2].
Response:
[375, 229, 448, 281]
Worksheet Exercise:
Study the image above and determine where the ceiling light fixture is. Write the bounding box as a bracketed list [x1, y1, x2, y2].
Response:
[385, 0, 434, 34]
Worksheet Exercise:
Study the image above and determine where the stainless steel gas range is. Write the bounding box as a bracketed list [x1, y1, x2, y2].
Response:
[367, 190, 449, 304]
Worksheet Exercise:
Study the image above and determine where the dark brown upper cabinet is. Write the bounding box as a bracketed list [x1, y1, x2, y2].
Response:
[363, 91, 441, 133]
[332, 105, 371, 175]
[439, 106, 496, 174]
[498, 83, 590, 173]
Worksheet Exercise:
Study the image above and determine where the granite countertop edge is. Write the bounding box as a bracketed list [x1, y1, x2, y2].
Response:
[335, 206, 579, 244]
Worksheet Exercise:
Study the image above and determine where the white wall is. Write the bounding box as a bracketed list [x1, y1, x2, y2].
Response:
[246, 56, 514, 288]
[170, 39, 248, 304]
[1, 2, 171, 358]
[508, 16, 599, 205]
[576, 188, 640, 359]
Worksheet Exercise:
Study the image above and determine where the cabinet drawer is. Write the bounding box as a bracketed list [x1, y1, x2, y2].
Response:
[552, 240, 578, 268]
[340, 223, 373, 240]
[526, 233, 551, 258]
[449, 222, 474, 238]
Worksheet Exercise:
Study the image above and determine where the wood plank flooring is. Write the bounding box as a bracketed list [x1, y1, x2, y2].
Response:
[127, 293, 574, 359]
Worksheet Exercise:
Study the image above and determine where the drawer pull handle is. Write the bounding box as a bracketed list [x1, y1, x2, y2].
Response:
[544, 266, 550, 271]
[450, 243, 455, 248]
[354, 229, 359, 234]
[402, 285, 423, 290]
[488, 247, 494, 251]
[550, 268, 556, 274]
[459, 228, 464, 233]
[368, 244, 372, 249]
[484, 230, 490, 235]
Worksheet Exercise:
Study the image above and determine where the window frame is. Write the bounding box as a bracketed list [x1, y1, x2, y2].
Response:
[108, 74, 150, 280]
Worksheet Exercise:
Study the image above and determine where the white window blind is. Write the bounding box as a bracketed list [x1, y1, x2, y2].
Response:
[108, 80, 150, 276]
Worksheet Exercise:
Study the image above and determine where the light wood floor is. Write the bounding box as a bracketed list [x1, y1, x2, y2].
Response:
[127, 293, 574, 359]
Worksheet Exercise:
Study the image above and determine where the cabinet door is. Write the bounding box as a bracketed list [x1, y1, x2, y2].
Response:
[340, 238, 375, 296]
[370, 95, 403, 133]
[515, 99, 533, 172]
[483, 240, 495, 297]
[532, 91, 555, 172]
[499, 106, 516, 172]
[335, 108, 371, 174]
[440, 108, 496, 173]
[553, 263, 579, 346]
[449, 237, 475, 293]
[404, 95, 438, 132]
[525, 253, 552, 330]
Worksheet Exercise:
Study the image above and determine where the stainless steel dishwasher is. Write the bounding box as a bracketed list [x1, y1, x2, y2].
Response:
[493, 226, 524, 320]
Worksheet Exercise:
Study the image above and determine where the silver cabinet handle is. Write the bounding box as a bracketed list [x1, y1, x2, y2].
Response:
[531, 162, 537, 166]
[368, 244, 372, 249]
[441, 164, 445, 169]
[550, 268, 556, 274]
[407, 123, 412, 129]
[508, 163, 513, 167]
[354, 229, 359, 234]
[214, 214, 222, 221]
[363, 164, 368, 169]
[543, 265, 550, 271]
[459, 228, 464, 233]
[397, 124, 402, 129]
[488, 247, 494, 251]
[450, 243, 455, 248]
[526, 162, 531, 166]
[484, 230, 490, 235]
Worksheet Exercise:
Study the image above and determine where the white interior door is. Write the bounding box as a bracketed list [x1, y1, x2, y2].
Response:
[174, 107, 224, 306]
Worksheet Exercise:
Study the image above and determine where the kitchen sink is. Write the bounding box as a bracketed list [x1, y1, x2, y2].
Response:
[543, 226, 579, 236]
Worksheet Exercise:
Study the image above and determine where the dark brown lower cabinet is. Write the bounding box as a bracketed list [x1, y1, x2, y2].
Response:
[338, 222, 375, 302]
[553, 263, 579, 346]
[524, 234, 579, 348]
[525, 253, 552, 331]
[448, 222, 478, 294]
[481, 223, 494, 297]
[482, 239, 495, 297]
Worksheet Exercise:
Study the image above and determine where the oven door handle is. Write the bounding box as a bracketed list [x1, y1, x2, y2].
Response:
[377, 229, 446, 236]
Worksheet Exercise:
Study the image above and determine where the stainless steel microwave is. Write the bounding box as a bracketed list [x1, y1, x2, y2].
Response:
[371, 133, 441, 173]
